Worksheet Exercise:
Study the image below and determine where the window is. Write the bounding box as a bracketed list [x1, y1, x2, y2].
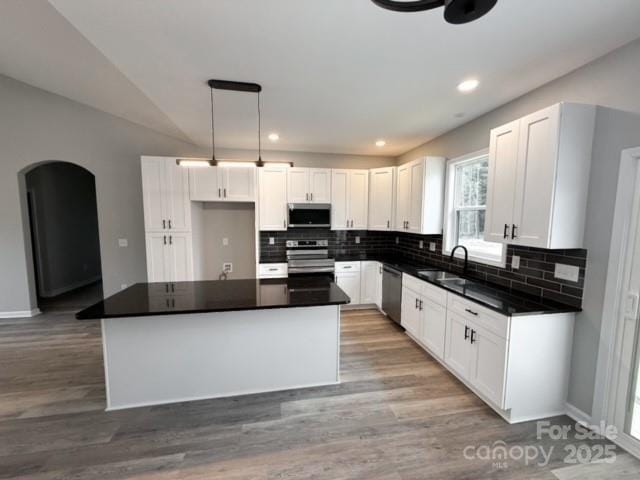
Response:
[443, 150, 505, 267]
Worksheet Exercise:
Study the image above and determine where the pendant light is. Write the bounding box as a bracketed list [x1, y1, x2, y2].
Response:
[256, 91, 264, 167]
[371, 0, 498, 24]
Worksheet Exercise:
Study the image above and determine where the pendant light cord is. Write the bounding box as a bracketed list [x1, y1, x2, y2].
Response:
[257, 91, 262, 162]
[210, 87, 216, 161]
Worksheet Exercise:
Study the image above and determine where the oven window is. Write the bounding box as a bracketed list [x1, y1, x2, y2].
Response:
[289, 207, 330, 226]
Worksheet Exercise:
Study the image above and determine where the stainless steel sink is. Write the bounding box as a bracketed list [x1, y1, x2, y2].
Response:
[417, 271, 461, 281]
[439, 277, 476, 288]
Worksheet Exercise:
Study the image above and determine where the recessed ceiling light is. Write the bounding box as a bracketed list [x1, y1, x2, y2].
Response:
[457, 79, 479, 93]
[268, 133, 280, 142]
[375, 139, 386, 147]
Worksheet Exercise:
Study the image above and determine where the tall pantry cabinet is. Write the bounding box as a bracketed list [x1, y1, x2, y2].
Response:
[141, 156, 194, 282]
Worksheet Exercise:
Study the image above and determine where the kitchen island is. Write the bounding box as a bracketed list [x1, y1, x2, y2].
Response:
[77, 277, 350, 410]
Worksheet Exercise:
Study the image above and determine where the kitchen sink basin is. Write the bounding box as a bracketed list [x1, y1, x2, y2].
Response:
[439, 277, 476, 288]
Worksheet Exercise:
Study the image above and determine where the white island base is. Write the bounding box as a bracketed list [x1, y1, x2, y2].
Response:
[101, 305, 340, 410]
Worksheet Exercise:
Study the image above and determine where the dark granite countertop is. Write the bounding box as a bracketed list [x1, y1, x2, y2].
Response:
[262, 253, 580, 317]
[76, 277, 350, 320]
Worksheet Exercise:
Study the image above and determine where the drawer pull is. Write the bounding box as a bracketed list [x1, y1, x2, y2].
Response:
[343, 266, 352, 269]
[269, 268, 278, 271]
[465, 308, 478, 316]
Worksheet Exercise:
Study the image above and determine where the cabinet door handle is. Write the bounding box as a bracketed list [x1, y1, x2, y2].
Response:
[283, 220, 287, 229]
[169, 235, 173, 245]
[464, 325, 470, 340]
[511, 224, 518, 239]
[224, 188, 227, 198]
[465, 308, 478, 316]
[419, 300, 423, 311]
[218, 188, 221, 198]
[306, 193, 309, 201]
[503, 224, 509, 239]
[415, 298, 419, 309]
[310, 193, 313, 201]
[163, 235, 167, 245]
[163, 219, 166, 229]
[168, 219, 172, 229]
[470, 329, 477, 344]
[387, 220, 390, 229]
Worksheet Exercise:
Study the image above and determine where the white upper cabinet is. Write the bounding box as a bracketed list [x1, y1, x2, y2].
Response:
[368, 167, 395, 230]
[258, 165, 288, 231]
[485, 103, 596, 249]
[189, 166, 255, 202]
[331, 169, 369, 230]
[395, 157, 445, 234]
[141, 156, 191, 232]
[287, 168, 331, 203]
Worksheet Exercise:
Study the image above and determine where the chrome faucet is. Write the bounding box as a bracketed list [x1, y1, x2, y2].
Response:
[450, 245, 469, 275]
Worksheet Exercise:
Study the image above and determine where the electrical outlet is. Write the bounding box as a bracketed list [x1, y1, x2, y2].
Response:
[223, 262, 233, 273]
[429, 242, 436, 252]
[355, 236, 360, 244]
[222, 237, 229, 246]
[554, 263, 580, 282]
[269, 237, 275, 245]
[118, 238, 128, 247]
[511, 255, 520, 270]
[419, 240, 424, 249]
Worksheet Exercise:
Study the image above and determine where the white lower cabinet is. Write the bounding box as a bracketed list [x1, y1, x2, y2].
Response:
[402, 273, 575, 423]
[360, 261, 379, 305]
[335, 271, 361, 305]
[145, 232, 193, 282]
[375, 263, 383, 309]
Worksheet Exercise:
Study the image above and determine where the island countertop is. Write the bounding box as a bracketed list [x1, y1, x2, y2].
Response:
[76, 276, 350, 320]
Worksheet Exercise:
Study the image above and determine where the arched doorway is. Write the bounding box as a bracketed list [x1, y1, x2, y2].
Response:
[22, 161, 103, 313]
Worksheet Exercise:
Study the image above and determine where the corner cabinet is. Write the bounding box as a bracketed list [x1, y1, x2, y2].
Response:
[287, 168, 331, 204]
[485, 103, 596, 249]
[368, 167, 396, 231]
[395, 157, 445, 234]
[141, 157, 194, 283]
[331, 170, 369, 230]
[258, 165, 289, 231]
[141, 156, 191, 232]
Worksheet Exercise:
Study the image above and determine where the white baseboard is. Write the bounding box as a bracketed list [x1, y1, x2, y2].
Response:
[565, 402, 593, 425]
[0, 308, 41, 319]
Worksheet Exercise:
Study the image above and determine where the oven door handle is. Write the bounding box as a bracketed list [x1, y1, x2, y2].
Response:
[288, 267, 336, 274]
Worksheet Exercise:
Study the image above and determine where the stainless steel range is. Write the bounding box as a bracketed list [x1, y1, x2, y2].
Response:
[286, 240, 335, 277]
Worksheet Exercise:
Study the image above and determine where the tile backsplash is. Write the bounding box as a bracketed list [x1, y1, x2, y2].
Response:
[259, 230, 587, 308]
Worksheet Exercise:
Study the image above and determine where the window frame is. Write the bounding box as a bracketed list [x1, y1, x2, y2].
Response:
[442, 149, 506, 268]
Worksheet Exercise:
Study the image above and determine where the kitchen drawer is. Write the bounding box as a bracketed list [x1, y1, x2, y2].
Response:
[335, 261, 361, 273]
[258, 263, 288, 278]
[402, 274, 423, 294]
[447, 294, 510, 339]
[422, 281, 447, 307]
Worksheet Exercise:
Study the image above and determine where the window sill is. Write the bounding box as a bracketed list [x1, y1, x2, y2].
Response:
[443, 248, 507, 269]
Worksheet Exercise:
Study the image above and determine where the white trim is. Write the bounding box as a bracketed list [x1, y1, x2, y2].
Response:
[442, 148, 507, 268]
[565, 402, 593, 425]
[0, 308, 41, 319]
[595, 147, 640, 424]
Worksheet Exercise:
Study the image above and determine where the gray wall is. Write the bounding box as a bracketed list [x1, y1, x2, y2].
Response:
[0, 73, 392, 314]
[396, 38, 640, 416]
[26, 162, 102, 297]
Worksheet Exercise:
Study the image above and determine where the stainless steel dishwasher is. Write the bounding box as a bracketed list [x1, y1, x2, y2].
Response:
[382, 265, 402, 325]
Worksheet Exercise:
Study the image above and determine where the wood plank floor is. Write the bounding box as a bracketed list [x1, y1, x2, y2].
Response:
[0, 308, 637, 479]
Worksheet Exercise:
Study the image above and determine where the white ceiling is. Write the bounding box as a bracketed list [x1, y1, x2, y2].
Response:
[2, 1, 640, 156]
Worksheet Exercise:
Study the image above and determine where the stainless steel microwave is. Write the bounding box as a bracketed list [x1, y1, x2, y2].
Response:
[288, 204, 331, 228]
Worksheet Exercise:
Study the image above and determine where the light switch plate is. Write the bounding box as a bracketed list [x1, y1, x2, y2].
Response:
[118, 238, 128, 247]
[222, 237, 229, 246]
[429, 242, 436, 252]
[554, 263, 580, 282]
[511, 255, 520, 270]
[269, 237, 275, 245]
[223, 262, 233, 273]
[355, 236, 360, 244]
[419, 240, 424, 249]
